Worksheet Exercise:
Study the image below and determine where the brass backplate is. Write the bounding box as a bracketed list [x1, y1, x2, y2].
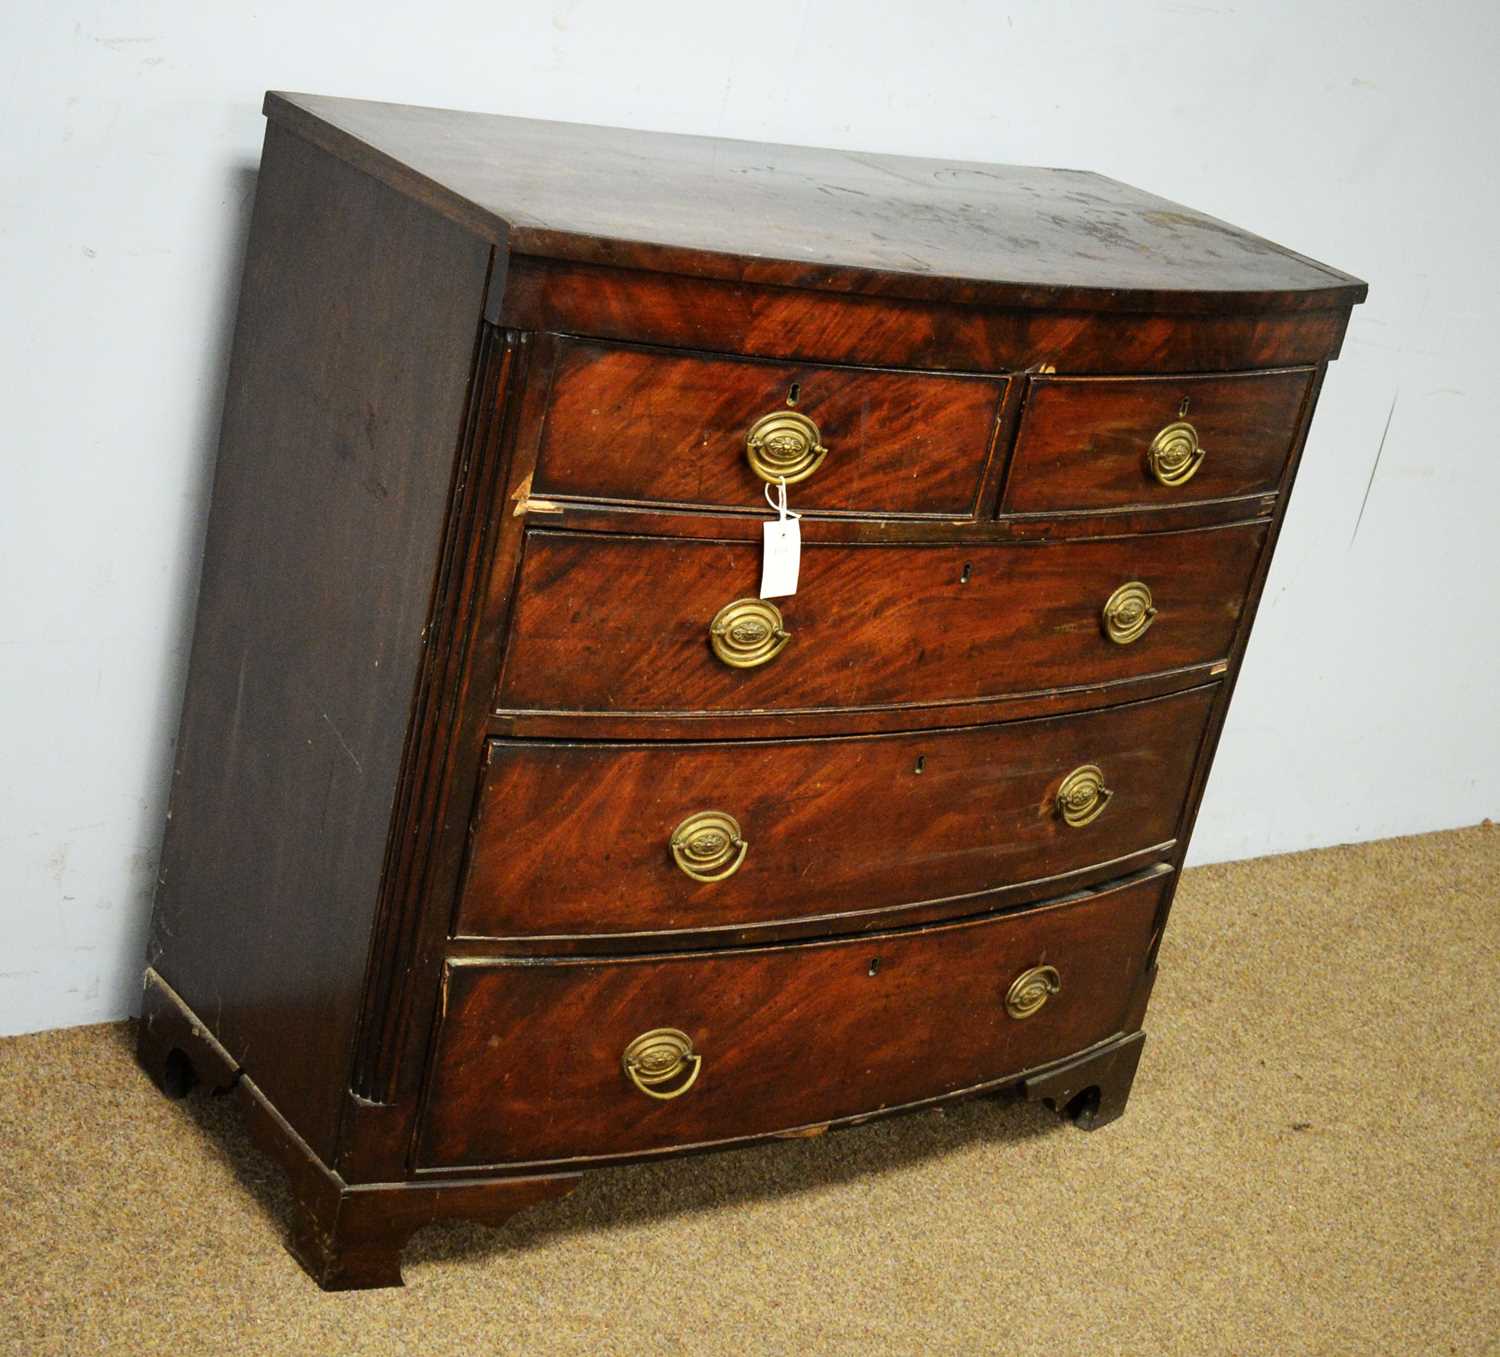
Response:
[745, 409, 828, 484]
[708, 597, 790, 669]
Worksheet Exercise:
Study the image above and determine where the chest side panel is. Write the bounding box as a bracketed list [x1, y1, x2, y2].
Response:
[148, 122, 491, 1163]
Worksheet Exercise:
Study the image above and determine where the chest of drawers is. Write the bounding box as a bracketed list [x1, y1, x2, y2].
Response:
[137, 92, 1366, 1289]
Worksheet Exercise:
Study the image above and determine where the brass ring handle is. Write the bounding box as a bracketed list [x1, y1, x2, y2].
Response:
[1057, 764, 1112, 828]
[1147, 420, 1206, 487]
[1005, 965, 1062, 1020]
[746, 409, 828, 485]
[1102, 581, 1157, 645]
[622, 1028, 702, 1101]
[709, 597, 790, 669]
[670, 810, 748, 882]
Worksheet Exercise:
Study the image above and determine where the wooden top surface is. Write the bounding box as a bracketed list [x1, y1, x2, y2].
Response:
[266, 91, 1365, 314]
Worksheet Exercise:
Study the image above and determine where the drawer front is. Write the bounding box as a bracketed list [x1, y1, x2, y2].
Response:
[532, 339, 1006, 516]
[1001, 369, 1312, 514]
[419, 871, 1165, 1168]
[496, 523, 1265, 717]
[458, 686, 1213, 940]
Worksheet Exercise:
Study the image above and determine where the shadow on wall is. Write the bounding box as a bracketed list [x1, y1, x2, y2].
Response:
[125, 161, 259, 1015]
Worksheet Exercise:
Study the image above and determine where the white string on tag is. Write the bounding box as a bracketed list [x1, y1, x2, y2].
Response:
[764, 478, 803, 522]
[759, 477, 802, 599]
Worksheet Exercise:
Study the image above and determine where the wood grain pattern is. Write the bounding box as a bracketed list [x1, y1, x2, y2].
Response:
[140, 94, 1366, 1288]
[418, 870, 1167, 1168]
[146, 121, 491, 1164]
[1001, 368, 1314, 514]
[506, 491, 1286, 548]
[496, 524, 1266, 717]
[446, 845, 1177, 957]
[266, 92, 1364, 315]
[488, 663, 1222, 743]
[533, 339, 1006, 517]
[501, 257, 1355, 375]
[458, 686, 1214, 940]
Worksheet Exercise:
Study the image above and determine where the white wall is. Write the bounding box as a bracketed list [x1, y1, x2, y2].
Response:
[3, 1, 1496, 1035]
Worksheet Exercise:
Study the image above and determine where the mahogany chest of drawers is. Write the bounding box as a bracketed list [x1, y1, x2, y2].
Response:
[138, 92, 1366, 1289]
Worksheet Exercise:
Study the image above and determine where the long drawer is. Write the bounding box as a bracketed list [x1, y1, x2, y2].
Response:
[495, 522, 1265, 717]
[456, 686, 1214, 941]
[418, 870, 1166, 1168]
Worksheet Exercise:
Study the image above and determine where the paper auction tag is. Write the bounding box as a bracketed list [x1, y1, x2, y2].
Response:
[759, 479, 801, 598]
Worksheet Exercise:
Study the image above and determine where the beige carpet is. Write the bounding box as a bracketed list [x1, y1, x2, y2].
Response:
[2, 825, 1497, 1356]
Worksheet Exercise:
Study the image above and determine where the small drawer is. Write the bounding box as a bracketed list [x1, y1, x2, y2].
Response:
[495, 522, 1265, 718]
[457, 686, 1213, 941]
[531, 338, 1006, 517]
[418, 869, 1166, 1168]
[1001, 368, 1313, 515]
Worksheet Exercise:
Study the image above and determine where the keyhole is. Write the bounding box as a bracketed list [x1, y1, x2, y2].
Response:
[787, 382, 800, 407]
[960, 562, 972, 585]
[914, 755, 926, 775]
[1179, 395, 1191, 418]
[868, 958, 882, 976]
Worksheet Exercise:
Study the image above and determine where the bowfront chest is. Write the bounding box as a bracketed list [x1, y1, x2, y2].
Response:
[138, 92, 1366, 1288]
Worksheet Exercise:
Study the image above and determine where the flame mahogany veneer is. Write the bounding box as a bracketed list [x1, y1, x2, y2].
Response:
[138, 91, 1365, 1289]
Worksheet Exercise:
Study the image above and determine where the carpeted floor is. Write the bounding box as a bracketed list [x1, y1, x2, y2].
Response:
[2, 825, 1496, 1356]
